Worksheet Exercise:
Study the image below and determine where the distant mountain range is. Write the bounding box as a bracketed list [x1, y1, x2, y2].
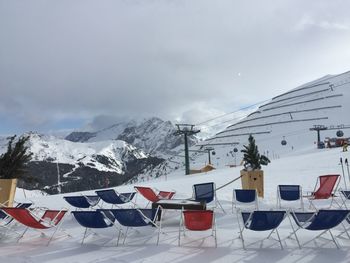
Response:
[65, 117, 196, 157]
[0, 117, 197, 194]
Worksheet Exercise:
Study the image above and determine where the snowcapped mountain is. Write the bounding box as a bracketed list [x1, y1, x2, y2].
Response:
[65, 117, 197, 156]
[29, 133, 147, 173]
[10, 133, 163, 194]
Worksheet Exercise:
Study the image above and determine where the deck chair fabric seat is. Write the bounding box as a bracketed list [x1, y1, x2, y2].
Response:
[192, 182, 225, 213]
[277, 185, 303, 210]
[1, 207, 68, 245]
[71, 210, 116, 244]
[306, 174, 340, 209]
[64, 195, 100, 209]
[109, 208, 160, 245]
[110, 208, 156, 227]
[233, 189, 258, 212]
[239, 210, 286, 249]
[134, 186, 175, 204]
[0, 203, 32, 225]
[95, 189, 136, 206]
[2, 208, 67, 229]
[289, 209, 350, 248]
[72, 210, 115, 228]
[179, 210, 217, 247]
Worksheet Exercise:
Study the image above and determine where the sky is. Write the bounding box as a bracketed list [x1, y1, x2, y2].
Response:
[1, 0, 350, 135]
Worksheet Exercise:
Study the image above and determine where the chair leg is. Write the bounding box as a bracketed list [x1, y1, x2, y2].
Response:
[17, 227, 29, 243]
[81, 228, 88, 244]
[123, 227, 129, 245]
[287, 214, 301, 249]
[275, 229, 283, 250]
[328, 230, 340, 249]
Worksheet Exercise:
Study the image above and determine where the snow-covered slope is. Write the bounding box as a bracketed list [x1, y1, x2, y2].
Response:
[192, 71, 350, 168]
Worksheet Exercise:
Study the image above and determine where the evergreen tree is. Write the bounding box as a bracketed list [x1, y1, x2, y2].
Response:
[241, 135, 270, 170]
[0, 135, 35, 182]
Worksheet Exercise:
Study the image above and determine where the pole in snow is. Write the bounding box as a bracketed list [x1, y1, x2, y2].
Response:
[174, 124, 200, 175]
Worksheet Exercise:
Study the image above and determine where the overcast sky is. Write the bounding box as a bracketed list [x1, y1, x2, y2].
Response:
[1, 0, 350, 135]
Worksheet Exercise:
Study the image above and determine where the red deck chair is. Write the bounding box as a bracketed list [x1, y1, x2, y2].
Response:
[179, 210, 217, 247]
[2, 207, 68, 245]
[134, 186, 175, 205]
[306, 174, 340, 209]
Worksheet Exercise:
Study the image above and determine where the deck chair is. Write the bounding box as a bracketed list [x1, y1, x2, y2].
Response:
[238, 210, 286, 249]
[192, 182, 225, 213]
[134, 186, 175, 206]
[233, 189, 258, 213]
[63, 195, 100, 210]
[95, 189, 136, 208]
[109, 208, 161, 245]
[306, 174, 340, 209]
[179, 210, 217, 247]
[277, 185, 304, 210]
[71, 210, 117, 244]
[288, 209, 350, 249]
[1, 207, 68, 245]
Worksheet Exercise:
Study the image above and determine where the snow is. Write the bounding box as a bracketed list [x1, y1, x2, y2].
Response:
[1, 146, 350, 263]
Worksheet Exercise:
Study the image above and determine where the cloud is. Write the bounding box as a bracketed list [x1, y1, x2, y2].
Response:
[1, 0, 350, 134]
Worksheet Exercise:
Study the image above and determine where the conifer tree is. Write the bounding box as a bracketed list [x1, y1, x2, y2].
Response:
[241, 135, 270, 170]
[0, 135, 35, 182]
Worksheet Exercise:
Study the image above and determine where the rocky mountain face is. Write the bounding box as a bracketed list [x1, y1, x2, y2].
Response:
[65, 117, 197, 156]
[14, 133, 163, 194]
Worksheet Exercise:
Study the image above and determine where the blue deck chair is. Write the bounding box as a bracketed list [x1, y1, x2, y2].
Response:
[277, 185, 304, 210]
[289, 209, 350, 249]
[95, 189, 136, 208]
[233, 189, 258, 212]
[109, 208, 161, 245]
[238, 210, 286, 249]
[64, 195, 100, 210]
[193, 182, 225, 213]
[71, 210, 117, 244]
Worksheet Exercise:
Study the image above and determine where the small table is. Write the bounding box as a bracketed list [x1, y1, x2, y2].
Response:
[152, 199, 206, 220]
